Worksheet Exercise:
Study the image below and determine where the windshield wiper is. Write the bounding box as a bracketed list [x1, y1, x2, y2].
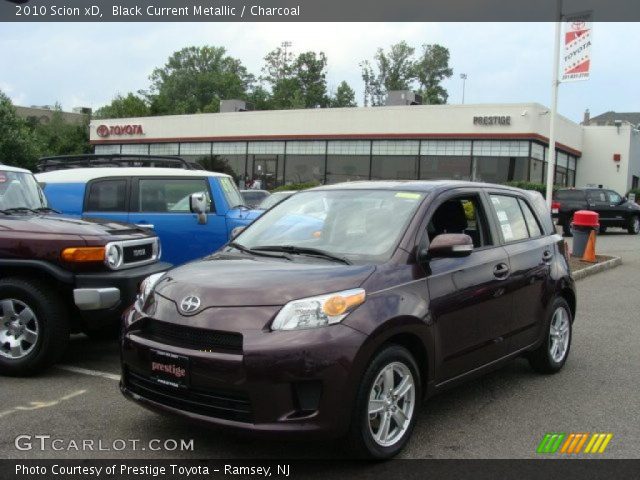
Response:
[227, 241, 291, 260]
[252, 245, 352, 265]
[33, 207, 61, 214]
[3, 207, 37, 215]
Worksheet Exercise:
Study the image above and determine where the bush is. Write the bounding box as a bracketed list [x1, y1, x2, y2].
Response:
[504, 181, 558, 197]
[272, 182, 320, 192]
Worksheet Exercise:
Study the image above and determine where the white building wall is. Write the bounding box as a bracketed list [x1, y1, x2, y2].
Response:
[578, 125, 637, 194]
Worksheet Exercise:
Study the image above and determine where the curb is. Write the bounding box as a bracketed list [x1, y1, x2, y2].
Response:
[572, 256, 622, 281]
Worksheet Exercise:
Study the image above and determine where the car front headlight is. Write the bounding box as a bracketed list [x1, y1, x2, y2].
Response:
[105, 243, 122, 269]
[271, 289, 366, 331]
[136, 272, 166, 310]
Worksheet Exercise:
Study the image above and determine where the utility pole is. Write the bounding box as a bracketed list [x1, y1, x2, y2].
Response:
[545, 0, 563, 207]
[460, 73, 467, 104]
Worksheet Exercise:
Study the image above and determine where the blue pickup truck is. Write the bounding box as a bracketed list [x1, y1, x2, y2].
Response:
[36, 156, 261, 265]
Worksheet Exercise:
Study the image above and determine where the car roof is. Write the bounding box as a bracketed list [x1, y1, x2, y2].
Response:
[0, 164, 31, 174]
[311, 180, 527, 194]
[35, 167, 229, 183]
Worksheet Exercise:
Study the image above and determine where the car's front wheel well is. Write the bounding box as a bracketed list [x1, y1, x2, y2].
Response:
[560, 287, 576, 321]
[381, 332, 429, 395]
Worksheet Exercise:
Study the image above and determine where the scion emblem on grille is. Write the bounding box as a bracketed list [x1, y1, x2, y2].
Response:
[179, 296, 201, 314]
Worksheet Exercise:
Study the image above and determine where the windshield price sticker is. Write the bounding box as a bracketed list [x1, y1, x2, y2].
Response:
[395, 192, 421, 200]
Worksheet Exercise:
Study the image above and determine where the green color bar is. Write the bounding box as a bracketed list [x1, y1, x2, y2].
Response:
[549, 433, 566, 453]
[537, 434, 553, 454]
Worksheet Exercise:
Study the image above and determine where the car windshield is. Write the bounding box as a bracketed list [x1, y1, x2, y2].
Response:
[0, 170, 47, 211]
[234, 189, 425, 263]
[219, 177, 246, 208]
[258, 192, 294, 210]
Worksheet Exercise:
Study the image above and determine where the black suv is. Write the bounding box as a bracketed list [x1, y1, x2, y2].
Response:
[552, 188, 640, 236]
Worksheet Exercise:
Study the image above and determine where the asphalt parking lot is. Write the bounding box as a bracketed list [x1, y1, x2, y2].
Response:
[2, 230, 639, 460]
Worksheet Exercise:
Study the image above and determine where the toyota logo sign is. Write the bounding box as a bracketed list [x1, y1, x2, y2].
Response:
[96, 125, 110, 137]
[179, 296, 201, 314]
[96, 124, 144, 138]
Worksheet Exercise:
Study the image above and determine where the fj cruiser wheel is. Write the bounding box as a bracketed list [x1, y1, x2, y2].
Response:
[528, 297, 572, 374]
[0, 278, 69, 376]
[346, 345, 420, 459]
[627, 215, 640, 235]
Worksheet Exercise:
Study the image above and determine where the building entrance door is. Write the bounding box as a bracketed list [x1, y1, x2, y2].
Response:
[252, 156, 279, 190]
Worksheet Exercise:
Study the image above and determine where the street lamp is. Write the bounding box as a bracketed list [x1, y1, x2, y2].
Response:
[460, 73, 468, 104]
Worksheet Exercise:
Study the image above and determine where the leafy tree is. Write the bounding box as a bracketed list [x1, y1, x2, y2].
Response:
[145, 46, 254, 115]
[415, 44, 453, 105]
[94, 93, 150, 119]
[361, 41, 416, 106]
[261, 45, 295, 86]
[292, 51, 329, 108]
[196, 155, 240, 181]
[33, 106, 91, 157]
[330, 81, 357, 108]
[0, 91, 40, 170]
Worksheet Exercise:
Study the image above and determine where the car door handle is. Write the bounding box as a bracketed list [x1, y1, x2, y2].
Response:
[493, 263, 510, 279]
[542, 250, 554, 262]
[135, 224, 155, 230]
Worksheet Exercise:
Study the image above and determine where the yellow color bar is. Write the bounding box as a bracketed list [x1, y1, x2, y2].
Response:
[597, 434, 613, 453]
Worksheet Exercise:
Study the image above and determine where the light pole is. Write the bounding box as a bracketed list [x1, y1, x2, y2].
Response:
[460, 73, 468, 104]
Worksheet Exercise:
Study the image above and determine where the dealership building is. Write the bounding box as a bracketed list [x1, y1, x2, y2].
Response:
[90, 102, 640, 194]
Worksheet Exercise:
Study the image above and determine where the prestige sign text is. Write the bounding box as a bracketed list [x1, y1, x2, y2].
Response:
[473, 116, 512, 126]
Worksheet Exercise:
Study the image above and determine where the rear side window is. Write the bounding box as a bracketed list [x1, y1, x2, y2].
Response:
[555, 190, 585, 201]
[518, 198, 542, 237]
[86, 179, 127, 212]
[587, 190, 607, 203]
[489, 195, 529, 243]
[137, 178, 211, 212]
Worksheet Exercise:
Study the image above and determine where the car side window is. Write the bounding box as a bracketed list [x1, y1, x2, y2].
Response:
[587, 190, 607, 203]
[426, 195, 492, 248]
[518, 198, 542, 237]
[137, 179, 211, 213]
[86, 179, 127, 212]
[607, 190, 622, 204]
[489, 195, 529, 243]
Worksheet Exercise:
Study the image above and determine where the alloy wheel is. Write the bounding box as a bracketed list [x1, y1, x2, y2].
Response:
[0, 299, 39, 359]
[549, 306, 570, 363]
[367, 361, 416, 447]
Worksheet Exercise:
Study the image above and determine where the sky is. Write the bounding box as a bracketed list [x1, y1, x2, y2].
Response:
[0, 22, 638, 123]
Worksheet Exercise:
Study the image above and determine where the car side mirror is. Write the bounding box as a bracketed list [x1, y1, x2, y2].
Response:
[427, 233, 473, 258]
[189, 193, 208, 225]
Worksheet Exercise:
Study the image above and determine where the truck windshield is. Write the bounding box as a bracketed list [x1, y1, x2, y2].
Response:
[0, 170, 47, 211]
[234, 189, 425, 263]
[219, 177, 246, 209]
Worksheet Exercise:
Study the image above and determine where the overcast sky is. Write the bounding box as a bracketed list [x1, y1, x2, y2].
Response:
[1, 22, 638, 122]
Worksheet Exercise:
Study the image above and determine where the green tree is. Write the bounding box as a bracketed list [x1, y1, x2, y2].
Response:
[0, 91, 39, 170]
[330, 81, 357, 107]
[292, 51, 329, 108]
[33, 106, 91, 157]
[414, 44, 453, 105]
[145, 46, 254, 115]
[94, 93, 150, 119]
[196, 155, 240, 181]
[361, 41, 416, 106]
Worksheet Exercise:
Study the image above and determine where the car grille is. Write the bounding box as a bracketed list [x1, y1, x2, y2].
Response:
[123, 243, 153, 264]
[140, 319, 243, 353]
[124, 370, 252, 422]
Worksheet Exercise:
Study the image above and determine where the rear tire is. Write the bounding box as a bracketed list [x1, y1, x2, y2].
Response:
[346, 345, 421, 459]
[528, 297, 572, 374]
[627, 215, 640, 235]
[0, 278, 69, 376]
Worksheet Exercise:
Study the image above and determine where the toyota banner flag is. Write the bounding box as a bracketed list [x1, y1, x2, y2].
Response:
[560, 12, 593, 82]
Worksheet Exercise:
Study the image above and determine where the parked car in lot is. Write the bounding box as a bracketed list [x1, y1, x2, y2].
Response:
[121, 180, 576, 459]
[257, 190, 296, 210]
[552, 187, 640, 236]
[240, 189, 270, 208]
[0, 164, 170, 376]
[36, 155, 262, 265]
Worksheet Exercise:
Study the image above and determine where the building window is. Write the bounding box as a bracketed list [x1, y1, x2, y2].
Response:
[327, 140, 370, 155]
[421, 140, 471, 156]
[632, 176, 639, 190]
[529, 158, 545, 183]
[473, 157, 528, 183]
[370, 141, 419, 180]
[472, 140, 529, 157]
[326, 155, 370, 184]
[94, 144, 121, 154]
[531, 143, 544, 161]
[372, 140, 420, 156]
[248, 142, 285, 155]
[150, 143, 179, 155]
[180, 143, 211, 155]
[285, 155, 326, 184]
[120, 144, 149, 155]
[420, 156, 472, 180]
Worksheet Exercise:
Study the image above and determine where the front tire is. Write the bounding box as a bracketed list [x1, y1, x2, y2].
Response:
[346, 345, 421, 459]
[0, 278, 69, 376]
[627, 215, 640, 235]
[528, 297, 572, 374]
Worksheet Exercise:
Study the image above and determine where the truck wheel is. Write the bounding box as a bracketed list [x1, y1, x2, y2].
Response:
[527, 297, 572, 374]
[346, 345, 421, 459]
[0, 278, 69, 376]
[627, 215, 640, 235]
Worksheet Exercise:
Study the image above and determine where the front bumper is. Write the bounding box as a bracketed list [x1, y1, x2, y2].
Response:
[74, 262, 171, 328]
[120, 307, 367, 438]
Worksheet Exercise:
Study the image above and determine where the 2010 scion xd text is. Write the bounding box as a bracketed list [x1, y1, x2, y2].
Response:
[120, 181, 576, 459]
